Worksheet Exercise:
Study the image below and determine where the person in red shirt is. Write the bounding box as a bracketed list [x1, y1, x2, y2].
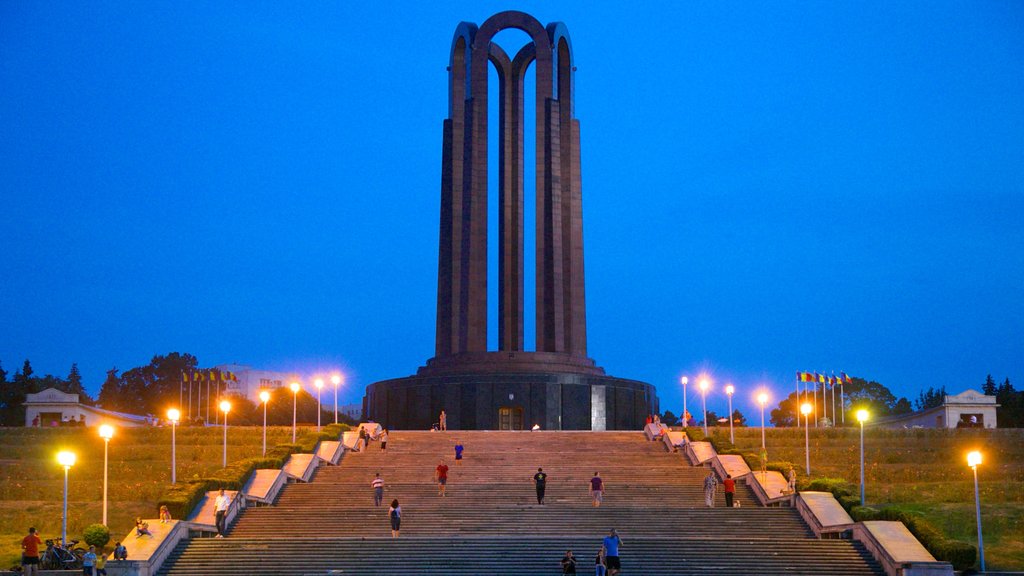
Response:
[435, 459, 450, 497]
[21, 527, 42, 575]
[723, 474, 736, 508]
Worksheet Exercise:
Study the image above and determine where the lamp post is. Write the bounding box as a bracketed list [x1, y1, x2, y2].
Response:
[856, 409, 869, 505]
[331, 374, 342, 424]
[98, 424, 114, 526]
[757, 392, 768, 452]
[57, 451, 76, 544]
[725, 384, 735, 444]
[220, 400, 231, 468]
[259, 391, 270, 456]
[167, 409, 179, 484]
[290, 382, 301, 443]
[315, 378, 324, 432]
[801, 403, 812, 475]
[699, 378, 710, 436]
[968, 451, 985, 572]
[680, 376, 688, 427]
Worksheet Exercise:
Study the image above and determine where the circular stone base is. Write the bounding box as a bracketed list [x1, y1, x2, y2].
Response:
[364, 371, 658, 431]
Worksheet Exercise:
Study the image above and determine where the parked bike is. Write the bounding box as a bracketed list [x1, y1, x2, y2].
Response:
[40, 538, 84, 570]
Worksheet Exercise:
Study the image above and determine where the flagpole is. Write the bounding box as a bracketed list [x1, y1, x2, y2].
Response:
[841, 381, 846, 425]
[813, 376, 818, 428]
[795, 374, 801, 428]
[831, 376, 837, 426]
[188, 373, 192, 420]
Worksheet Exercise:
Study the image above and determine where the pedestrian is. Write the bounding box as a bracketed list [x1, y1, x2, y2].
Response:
[214, 489, 230, 537]
[787, 465, 797, 494]
[759, 446, 769, 479]
[94, 552, 107, 576]
[357, 427, 367, 452]
[83, 545, 97, 576]
[723, 473, 736, 508]
[21, 527, 42, 576]
[602, 529, 622, 576]
[595, 545, 608, 576]
[135, 518, 152, 538]
[439, 410, 447, 431]
[388, 499, 401, 538]
[380, 428, 389, 452]
[589, 472, 604, 507]
[560, 550, 577, 574]
[159, 505, 172, 523]
[454, 440, 464, 465]
[372, 473, 385, 506]
[703, 469, 718, 508]
[533, 467, 547, 505]
[113, 542, 127, 561]
[436, 459, 450, 496]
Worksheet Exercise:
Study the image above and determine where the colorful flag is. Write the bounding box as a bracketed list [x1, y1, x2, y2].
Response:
[182, 371, 190, 382]
[799, 372, 812, 382]
[195, 371, 205, 382]
[842, 372, 852, 384]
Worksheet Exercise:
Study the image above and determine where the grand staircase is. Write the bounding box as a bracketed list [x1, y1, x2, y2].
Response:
[158, 431, 883, 575]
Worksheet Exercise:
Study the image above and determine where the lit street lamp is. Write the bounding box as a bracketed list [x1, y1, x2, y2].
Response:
[167, 409, 180, 484]
[220, 400, 231, 467]
[699, 378, 710, 436]
[98, 424, 114, 526]
[290, 382, 301, 443]
[332, 374, 342, 424]
[968, 451, 985, 572]
[57, 451, 76, 544]
[801, 403, 812, 475]
[315, 378, 324, 432]
[757, 392, 769, 452]
[856, 409, 869, 505]
[259, 390, 270, 456]
[725, 384, 735, 444]
[680, 376, 688, 427]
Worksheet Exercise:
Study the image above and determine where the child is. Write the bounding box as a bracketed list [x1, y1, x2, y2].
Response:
[113, 542, 127, 560]
[94, 552, 107, 576]
[159, 505, 172, 523]
[135, 518, 152, 538]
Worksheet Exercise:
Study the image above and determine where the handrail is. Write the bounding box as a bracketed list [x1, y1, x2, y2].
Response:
[849, 522, 953, 576]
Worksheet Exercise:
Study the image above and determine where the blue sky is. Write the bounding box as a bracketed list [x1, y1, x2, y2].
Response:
[1, 2, 1021, 420]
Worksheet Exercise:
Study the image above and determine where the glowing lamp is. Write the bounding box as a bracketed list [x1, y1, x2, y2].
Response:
[98, 424, 114, 440]
[332, 374, 342, 386]
[57, 451, 76, 468]
[800, 403, 812, 416]
[290, 382, 301, 393]
[315, 378, 324, 390]
[856, 409, 869, 423]
[167, 408, 180, 423]
[259, 390, 271, 403]
[725, 384, 735, 395]
[699, 378, 709, 392]
[757, 392, 768, 406]
[680, 376, 688, 385]
[967, 451, 982, 468]
[220, 400, 231, 414]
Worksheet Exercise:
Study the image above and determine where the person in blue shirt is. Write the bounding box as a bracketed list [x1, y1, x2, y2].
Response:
[602, 529, 622, 576]
[82, 545, 97, 575]
[454, 441, 464, 465]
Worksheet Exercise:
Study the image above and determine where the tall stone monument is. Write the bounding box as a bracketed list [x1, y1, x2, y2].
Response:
[364, 11, 658, 430]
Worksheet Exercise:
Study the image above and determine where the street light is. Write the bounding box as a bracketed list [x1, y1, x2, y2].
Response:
[725, 384, 735, 444]
[680, 376, 688, 427]
[331, 374, 342, 424]
[315, 378, 324, 432]
[967, 451, 985, 572]
[259, 391, 270, 456]
[98, 424, 114, 526]
[801, 403, 812, 475]
[856, 409, 869, 505]
[167, 408, 180, 484]
[290, 382, 301, 443]
[57, 451, 76, 544]
[757, 392, 769, 452]
[220, 400, 231, 468]
[699, 378, 710, 436]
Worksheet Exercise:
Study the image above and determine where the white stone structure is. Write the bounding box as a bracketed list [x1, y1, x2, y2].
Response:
[870, 388, 999, 429]
[24, 388, 150, 427]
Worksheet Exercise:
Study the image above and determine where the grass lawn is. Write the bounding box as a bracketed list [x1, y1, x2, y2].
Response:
[711, 426, 1024, 571]
[0, 425, 318, 569]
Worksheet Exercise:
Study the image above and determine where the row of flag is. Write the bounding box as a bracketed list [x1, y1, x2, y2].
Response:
[796, 372, 852, 386]
[181, 370, 238, 382]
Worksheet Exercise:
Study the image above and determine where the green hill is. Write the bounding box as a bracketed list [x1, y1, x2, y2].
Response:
[707, 425, 1023, 570]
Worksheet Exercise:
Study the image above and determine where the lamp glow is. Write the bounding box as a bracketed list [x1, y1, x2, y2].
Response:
[168, 409, 179, 484]
[220, 401, 231, 467]
[259, 390, 270, 404]
[757, 391, 768, 451]
[725, 384, 734, 395]
[967, 451, 982, 468]
[800, 403, 812, 475]
[967, 450, 986, 570]
[757, 393, 768, 405]
[315, 378, 324, 389]
[290, 382, 301, 393]
[857, 408, 869, 505]
[801, 403, 812, 415]
[167, 408, 180, 423]
[220, 400, 231, 413]
[57, 451, 75, 544]
[259, 390, 270, 456]
[98, 425, 113, 525]
[681, 376, 689, 428]
[856, 409, 869, 423]
[725, 384, 735, 443]
[99, 424, 114, 440]
[57, 451, 76, 467]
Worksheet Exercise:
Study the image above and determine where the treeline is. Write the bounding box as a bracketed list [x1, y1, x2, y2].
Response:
[1, 352, 359, 427]
[983, 374, 1023, 428]
[0, 360, 92, 425]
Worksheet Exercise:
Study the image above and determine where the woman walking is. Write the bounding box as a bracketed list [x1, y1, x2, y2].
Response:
[388, 499, 401, 538]
[703, 469, 718, 508]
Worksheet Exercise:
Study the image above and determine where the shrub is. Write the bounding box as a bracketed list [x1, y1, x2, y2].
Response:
[933, 540, 977, 571]
[837, 494, 861, 512]
[849, 506, 879, 521]
[82, 524, 110, 549]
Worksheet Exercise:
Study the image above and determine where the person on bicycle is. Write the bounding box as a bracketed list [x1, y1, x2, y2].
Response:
[21, 527, 42, 576]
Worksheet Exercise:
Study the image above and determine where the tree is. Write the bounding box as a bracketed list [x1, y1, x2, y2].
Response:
[0, 360, 7, 383]
[730, 409, 747, 426]
[772, 377, 900, 427]
[983, 374, 997, 396]
[994, 378, 1022, 428]
[660, 410, 678, 426]
[915, 386, 947, 411]
[97, 368, 121, 410]
[65, 363, 92, 404]
[19, 359, 33, 382]
[892, 397, 913, 415]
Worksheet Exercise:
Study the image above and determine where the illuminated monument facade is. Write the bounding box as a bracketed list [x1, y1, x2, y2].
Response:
[364, 11, 658, 430]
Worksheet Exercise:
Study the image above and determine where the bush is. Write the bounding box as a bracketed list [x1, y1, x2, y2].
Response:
[837, 494, 861, 512]
[933, 539, 977, 571]
[82, 524, 110, 549]
[850, 506, 879, 521]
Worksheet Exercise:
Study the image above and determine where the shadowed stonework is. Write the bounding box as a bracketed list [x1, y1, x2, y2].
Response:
[365, 11, 658, 430]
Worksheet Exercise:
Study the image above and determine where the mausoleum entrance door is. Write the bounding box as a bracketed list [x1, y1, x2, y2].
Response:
[498, 406, 524, 430]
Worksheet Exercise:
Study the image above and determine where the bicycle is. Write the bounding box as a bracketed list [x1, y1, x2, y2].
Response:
[40, 538, 84, 570]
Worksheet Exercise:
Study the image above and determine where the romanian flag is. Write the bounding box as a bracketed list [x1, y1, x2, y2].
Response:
[230, 372, 238, 381]
[842, 372, 852, 384]
[828, 376, 835, 386]
[799, 372, 814, 382]
[211, 371, 220, 382]
[196, 371, 205, 382]
[182, 371, 190, 383]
